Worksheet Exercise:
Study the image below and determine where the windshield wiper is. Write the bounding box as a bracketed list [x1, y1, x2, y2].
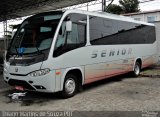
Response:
[35, 46, 43, 54]
[34, 46, 46, 69]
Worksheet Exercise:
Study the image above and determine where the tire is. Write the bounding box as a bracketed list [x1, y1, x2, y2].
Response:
[61, 74, 78, 98]
[133, 62, 141, 77]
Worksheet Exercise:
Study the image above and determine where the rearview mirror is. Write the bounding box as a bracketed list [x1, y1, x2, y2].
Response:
[66, 21, 72, 32]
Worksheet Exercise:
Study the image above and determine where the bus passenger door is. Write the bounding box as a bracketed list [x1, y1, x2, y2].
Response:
[85, 50, 107, 84]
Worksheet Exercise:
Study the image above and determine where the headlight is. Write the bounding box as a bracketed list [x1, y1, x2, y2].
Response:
[30, 68, 50, 77]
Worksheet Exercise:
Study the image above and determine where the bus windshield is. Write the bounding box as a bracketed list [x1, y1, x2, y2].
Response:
[9, 13, 62, 55]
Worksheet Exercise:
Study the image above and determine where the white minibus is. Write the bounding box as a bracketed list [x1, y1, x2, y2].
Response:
[3, 10, 157, 98]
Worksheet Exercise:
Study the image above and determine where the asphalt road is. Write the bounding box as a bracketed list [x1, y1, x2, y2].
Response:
[0, 72, 160, 112]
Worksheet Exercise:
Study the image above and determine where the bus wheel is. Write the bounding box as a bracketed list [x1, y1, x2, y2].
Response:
[61, 74, 77, 98]
[133, 62, 141, 77]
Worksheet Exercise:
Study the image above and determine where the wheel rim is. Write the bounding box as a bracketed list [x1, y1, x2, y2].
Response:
[65, 78, 76, 95]
[134, 64, 140, 75]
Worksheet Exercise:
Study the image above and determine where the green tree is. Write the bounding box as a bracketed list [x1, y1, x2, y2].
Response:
[119, 0, 140, 13]
[106, 4, 123, 14]
[105, 0, 140, 14]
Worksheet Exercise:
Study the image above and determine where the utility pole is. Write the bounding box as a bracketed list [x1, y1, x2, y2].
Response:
[2, 16, 8, 61]
[87, 2, 89, 11]
[3, 19, 7, 50]
[102, 0, 106, 12]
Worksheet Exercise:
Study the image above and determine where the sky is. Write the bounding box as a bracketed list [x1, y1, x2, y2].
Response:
[0, 0, 160, 38]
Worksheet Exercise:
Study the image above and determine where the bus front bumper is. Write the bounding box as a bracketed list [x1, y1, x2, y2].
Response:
[3, 70, 56, 93]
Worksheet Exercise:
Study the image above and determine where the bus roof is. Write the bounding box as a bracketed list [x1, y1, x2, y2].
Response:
[63, 9, 155, 26]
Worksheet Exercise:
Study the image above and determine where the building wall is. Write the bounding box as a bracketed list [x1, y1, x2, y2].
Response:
[127, 12, 160, 23]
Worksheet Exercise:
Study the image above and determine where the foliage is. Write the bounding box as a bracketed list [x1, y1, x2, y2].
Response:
[106, 0, 140, 14]
[119, 0, 140, 13]
[106, 4, 123, 14]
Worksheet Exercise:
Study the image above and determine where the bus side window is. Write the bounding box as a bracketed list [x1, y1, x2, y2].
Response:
[65, 23, 86, 52]
[65, 23, 79, 51]
[53, 13, 87, 57]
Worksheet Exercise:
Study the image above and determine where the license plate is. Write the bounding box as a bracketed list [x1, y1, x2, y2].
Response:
[15, 86, 25, 91]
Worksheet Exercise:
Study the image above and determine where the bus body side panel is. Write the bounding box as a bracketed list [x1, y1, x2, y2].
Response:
[84, 58, 134, 84]
[84, 42, 157, 84]
[138, 42, 157, 69]
[141, 42, 158, 68]
[84, 45, 134, 84]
